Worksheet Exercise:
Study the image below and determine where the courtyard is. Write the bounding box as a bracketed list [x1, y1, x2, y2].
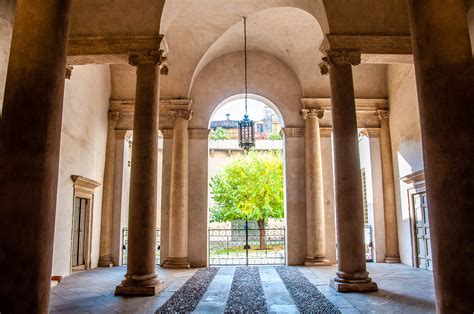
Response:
[49, 263, 435, 313]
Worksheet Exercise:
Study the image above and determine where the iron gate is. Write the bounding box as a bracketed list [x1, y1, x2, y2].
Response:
[121, 228, 160, 265]
[209, 224, 286, 265]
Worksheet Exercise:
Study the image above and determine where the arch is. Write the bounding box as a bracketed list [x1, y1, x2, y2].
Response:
[189, 50, 304, 129]
[208, 93, 286, 128]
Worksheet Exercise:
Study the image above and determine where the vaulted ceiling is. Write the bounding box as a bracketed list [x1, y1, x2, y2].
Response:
[68, 0, 415, 100]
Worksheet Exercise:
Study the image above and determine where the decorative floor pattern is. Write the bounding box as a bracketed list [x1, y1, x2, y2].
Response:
[49, 263, 436, 313]
[224, 266, 268, 313]
[276, 266, 340, 313]
[156, 267, 218, 313]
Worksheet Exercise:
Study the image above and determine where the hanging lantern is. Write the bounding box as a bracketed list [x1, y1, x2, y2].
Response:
[239, 16, 255, 151]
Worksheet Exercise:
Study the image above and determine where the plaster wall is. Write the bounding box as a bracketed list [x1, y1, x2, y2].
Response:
[0, 0, 15, 112]
[52, 65, 111, 278]
[387, 64, 424, 267]
[321, 136, 337, 264]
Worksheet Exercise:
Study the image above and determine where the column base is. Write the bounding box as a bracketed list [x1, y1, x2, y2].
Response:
[330, 271, 378, 292]
[115, 273, 164, 296]
[384, 255, 401, 263]
[304, 257, 331, 266]
[162, 257, 190, 269]
[98, 257, 114, 267]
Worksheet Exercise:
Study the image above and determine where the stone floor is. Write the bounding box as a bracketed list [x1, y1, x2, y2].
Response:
[49, 263, 435, 313]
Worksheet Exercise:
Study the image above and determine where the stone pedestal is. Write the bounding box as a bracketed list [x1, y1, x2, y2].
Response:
[0, 1, 72, 312]
[407, 0, 474, 311]
[115, 50, 165, 296]
[322, 50, 377, 292]
[301, 107, 330, 266]
[98, 111, 120, 267]
[376, 110, 400, 263]
[163, 107, 192, 269]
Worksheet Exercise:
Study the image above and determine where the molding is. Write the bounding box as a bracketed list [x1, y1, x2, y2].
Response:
[323, 35, 412, 55]
[302, 98, 388, 112]
[320, 127, 332, 137]
[160, 128, 174, 139]
[71, 175, 101, 197]
[282, 127, 304, 138]
[68, 34, 164, 56]
[109, 100, 135, 114]
[401, 170, 425, 185]
[189, 128, 210, 140]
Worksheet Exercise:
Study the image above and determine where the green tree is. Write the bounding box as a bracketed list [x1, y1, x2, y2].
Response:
[210, 151, 284, 249]
[210, 127, 230, 140]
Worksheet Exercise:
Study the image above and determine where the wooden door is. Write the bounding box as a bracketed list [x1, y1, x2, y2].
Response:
[72, 197, 88, 268]
[414, 192, 432, 271]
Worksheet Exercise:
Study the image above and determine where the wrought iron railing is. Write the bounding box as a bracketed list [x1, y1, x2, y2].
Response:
[121, 228, 160, 265]
[364, 224, 374, 262]
[209, 227, 286, 265]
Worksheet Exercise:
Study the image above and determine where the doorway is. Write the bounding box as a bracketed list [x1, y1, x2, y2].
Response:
[413, 192, 432, 271]
[71, 197, 88, 269]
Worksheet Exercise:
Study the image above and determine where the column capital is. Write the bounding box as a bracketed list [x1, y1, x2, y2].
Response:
[377, 109, 390, 121]
[108, 110, 121, 122]
[319, 49, 361, 75]
[170, 108, 193, 123]
[65, 65, 74, 80]
[115, 129, 130, 140]
[188, 128, 210, 140]
[282, 127, 305, 138]
[160, 128, 174, 139]
[301, 108, 324, 120]
[364, 128, 381, 138]
[128, 49, 165, 66]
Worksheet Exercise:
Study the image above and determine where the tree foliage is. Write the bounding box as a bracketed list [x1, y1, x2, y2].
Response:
[210, 151, 284, 223]
[210, 127, 230, 140]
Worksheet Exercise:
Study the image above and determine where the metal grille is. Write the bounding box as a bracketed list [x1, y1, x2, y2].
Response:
[364, 224, 374, 262]
[121, 228, 160, 265]
[209, 227, 286, 265]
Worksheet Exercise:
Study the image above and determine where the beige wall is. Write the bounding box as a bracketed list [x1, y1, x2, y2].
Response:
[0, 0, 15, 112]
[52, 65, 111, 278]
[387, 64, 424, 266]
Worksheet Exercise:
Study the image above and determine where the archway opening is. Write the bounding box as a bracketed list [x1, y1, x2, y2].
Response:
[207, 94, 286, 266]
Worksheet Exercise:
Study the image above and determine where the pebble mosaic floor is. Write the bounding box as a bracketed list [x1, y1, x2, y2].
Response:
[49, 263, 436, 313]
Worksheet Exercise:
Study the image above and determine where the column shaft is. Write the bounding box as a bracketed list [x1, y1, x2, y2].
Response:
[377, 113, 400, 263]
[303, 109, 329, 266]
[98, 111, 120, 267]
[407, 0, 474, 312]
[323, 50, 377, 292]
[0, 1, 72, 312]
[163, 112, 191, 269]
[115, 51, 164, 296]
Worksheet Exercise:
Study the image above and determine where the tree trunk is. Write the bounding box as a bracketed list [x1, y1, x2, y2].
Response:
[257, 219, 266, 250]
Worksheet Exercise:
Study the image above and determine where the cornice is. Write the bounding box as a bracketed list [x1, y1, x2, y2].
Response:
[282, 127, 305, 138]
[71, 175, 101, 191]
[189, 128, 210, 140]
[302, 98, 388, 112]
[401, 170, 425, 185]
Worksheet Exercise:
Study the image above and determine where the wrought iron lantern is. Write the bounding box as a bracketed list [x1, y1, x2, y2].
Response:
[238, 17, 255, 151]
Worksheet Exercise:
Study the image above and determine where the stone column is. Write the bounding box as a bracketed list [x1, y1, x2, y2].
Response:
[301, 108, 330, 266]
[115, 50, 164, 296]
[159, 129, 174, 266]
[376, 110, 400, 263]
[407, 1, 474, 312]
[0, 1, 72, 312]
[112, 130, 130, 265]
[163, 108, 192, 269]
[98, 111, 120, 267]
[321, 50, 377, 292]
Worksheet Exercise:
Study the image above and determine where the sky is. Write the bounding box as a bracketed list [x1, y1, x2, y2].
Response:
[211, 99, 275, 122]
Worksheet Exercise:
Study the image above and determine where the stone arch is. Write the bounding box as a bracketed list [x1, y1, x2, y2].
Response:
[185, 49, 311, 267]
